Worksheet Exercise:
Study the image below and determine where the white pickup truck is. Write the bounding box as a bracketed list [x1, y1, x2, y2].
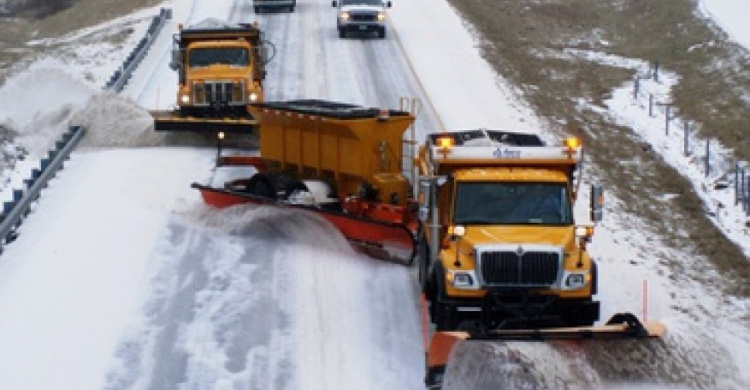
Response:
[332, 0, 392, 39]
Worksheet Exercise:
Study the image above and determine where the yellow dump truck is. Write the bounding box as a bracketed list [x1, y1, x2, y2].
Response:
[415, 130, 604, 331]
[152, 20, 274, 132]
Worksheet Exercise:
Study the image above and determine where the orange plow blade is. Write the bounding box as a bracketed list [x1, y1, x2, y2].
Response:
[192, 183, 416, 265]
[425, 313, 666, 388]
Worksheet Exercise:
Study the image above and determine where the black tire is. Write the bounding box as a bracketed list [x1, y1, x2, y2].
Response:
[561, 300, 597, 328]
[246, 173, 308, 200]
[247, 174, 277, 199]
[338, 29, 345, 38]
[431, 262, 457, 331]
[591, 260, 598, 295]
[378, 28, 386, 39]
[254, 6, 260, 13]
[417, 234, 432, 295]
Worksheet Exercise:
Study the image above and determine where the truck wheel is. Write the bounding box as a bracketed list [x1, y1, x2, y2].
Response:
[431, 262, 456, 331]
[418, 235, 432, 295]
[338, 29, 345, 39]
[247, 174, 277, 199]
[561, 300, 597, 328]
[246, 173, 307, 201]
[591, 260, 598, 295]
[378, 28, 386, 39]
[254, 6, 260, 13]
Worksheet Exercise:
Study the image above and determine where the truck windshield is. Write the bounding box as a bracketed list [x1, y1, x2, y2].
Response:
[454, 182, 572, 225]
[189, 48, 249, 68]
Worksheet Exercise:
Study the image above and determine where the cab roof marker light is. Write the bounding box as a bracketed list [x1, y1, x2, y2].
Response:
[437, 136, 454, 149]
[564, 137, 581, 149]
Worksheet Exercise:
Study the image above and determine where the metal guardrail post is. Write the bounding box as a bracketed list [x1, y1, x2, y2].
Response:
[0, 126, 85, 249]
[105, 8, 172, 92]
[0, 8, 169, 252]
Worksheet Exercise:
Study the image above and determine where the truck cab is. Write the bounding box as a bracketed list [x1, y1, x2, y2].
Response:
[332, 0, 391, 39]
[416, 130, 603, 331]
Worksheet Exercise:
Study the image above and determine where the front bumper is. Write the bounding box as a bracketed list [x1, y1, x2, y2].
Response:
[254, 0, 295, 7]
[339, 23, 384, 33]
[437, 290, 600, 330]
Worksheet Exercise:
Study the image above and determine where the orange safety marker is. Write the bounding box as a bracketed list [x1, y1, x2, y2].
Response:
[642, 279, 649, 322]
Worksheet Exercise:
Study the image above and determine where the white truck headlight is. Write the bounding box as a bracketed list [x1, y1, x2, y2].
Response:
[340, 12, 350, 21]
[453, 273, 473, 287]
[377, 12, 386, 22]
[564, 273, 586, 289]
[180, 94, 190, 104]
[249, 92, 259, 102]
[448, 270, 479, 289]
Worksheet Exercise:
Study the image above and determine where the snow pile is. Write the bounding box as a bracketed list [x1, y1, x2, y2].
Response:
[445, 331, 744, 389]
[444, 341, 601, 390]
[103, 204, 424, 390]
[0, 66, 94, 155]
[71, 92, 164, 148]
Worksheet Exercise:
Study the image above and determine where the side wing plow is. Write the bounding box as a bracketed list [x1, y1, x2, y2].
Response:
[192, 183, 416, 265]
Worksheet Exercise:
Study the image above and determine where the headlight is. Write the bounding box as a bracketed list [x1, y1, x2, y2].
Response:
[248, 92, 259, 102]
[340, 12, 350, 21]
[377, 12, 386, 22]
[565, 273, 586, 289]
[453, 273, 473, 287]
[447, 271, 478, 289]
[180, 94, 190, 104]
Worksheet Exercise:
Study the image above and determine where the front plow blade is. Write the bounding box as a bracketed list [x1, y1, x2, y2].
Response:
[151, 110, 258, 133]
[425, 313, 666, 389]
[192, 183, 416, 265]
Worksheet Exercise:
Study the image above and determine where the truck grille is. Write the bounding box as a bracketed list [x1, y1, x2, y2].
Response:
[193, 81, 244, 106]
[351, 13, 377, 22]
[479, 249, 560, 287]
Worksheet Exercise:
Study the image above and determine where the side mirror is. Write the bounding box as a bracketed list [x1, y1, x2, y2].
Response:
[169, 49, 181, 71]
[418, 207, 429, 222]
[419, 180, 431, 207]
[417, 179, 431, 222]
[332, 1, 337, 7]
[590, 185, 604, 222]
[386, 1, 392, 7]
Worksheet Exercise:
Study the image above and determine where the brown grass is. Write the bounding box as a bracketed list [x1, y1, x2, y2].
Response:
[0, 0, 162, 82]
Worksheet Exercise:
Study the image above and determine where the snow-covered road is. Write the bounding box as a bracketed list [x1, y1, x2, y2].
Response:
[2, 0, 431, 388]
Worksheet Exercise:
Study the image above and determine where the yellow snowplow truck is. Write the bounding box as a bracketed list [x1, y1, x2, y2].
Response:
[416, 130, 603, 331]
[152, 20, 274, 133]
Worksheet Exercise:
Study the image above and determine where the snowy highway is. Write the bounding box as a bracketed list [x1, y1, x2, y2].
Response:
[3, 0, 435, 388]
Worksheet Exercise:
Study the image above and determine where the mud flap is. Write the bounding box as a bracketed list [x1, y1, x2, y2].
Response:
[192, 183, 416, 265]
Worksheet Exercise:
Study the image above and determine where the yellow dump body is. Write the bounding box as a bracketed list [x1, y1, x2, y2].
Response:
[249, 100, 415, 206]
